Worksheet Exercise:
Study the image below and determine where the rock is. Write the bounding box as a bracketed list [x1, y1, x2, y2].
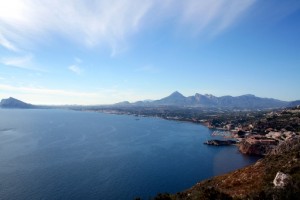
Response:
[273, 172, 291, 188]
[204, 139, 236, 146]
[238, 135, 279, 155]
[238, 140, 274, 156]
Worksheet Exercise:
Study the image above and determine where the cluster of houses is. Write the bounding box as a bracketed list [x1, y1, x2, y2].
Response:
[203, 114, 300, 152]
[265, 130, 297, 141]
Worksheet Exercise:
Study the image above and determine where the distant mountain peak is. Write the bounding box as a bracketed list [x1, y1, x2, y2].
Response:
[170, 91, 184, 97]
[7, 97, 17, 100]
[0, 97, 33, 109]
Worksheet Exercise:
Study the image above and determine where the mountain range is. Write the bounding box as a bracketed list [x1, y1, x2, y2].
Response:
[1, 92, 299, 109]
[116, 91, 299, 109]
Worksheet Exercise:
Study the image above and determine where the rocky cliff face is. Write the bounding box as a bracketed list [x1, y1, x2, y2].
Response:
[238, 141, 271, 155]
[238, 135, 300, 156]
[157, 137, 300, 200]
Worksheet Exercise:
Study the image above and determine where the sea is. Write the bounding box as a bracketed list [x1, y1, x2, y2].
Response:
[0, 109, 259, 200]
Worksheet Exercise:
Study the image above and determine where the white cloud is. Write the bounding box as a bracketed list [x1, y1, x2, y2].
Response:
[0, 0, 258, 54]
[0, 84, 96, 97]
[1, 55, 31, 66]
[0, 54, 36, 70]
[0, 54, 46, 72]
[0, 33, 19, 51]
[0, 0, 155, 53]
[68, 65, 82, 75]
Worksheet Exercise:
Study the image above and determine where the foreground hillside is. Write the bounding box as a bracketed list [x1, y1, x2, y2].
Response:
[154, 137, 300, 200]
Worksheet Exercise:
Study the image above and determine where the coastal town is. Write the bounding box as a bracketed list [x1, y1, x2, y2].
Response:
[203, 106, 300, 155]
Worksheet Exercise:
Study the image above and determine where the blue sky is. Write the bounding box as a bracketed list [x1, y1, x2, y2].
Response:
[0, 0, 300, 105]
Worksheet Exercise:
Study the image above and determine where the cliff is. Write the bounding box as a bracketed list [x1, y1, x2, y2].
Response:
[238, 136, 278, 156]
[154, 137, 300, 200]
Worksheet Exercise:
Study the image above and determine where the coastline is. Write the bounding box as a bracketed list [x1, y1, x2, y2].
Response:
[80, 109, 249, 150]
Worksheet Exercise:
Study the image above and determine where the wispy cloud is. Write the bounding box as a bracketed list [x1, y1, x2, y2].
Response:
[68, 65, 82, 75]
[0, 0, 258, 54]
[0, 33, 19, 52]
[179, 0, 256, 35]
[3, 0, 298, 57]
[0, 0, 155, 54]
[0, 54, 44, 71]
[68, 57, 83, 75]
[1, 55, 31, 67]
[0, 84, 97, 97]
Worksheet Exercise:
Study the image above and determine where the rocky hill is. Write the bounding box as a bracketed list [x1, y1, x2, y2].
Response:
[153, 137, 300, 200]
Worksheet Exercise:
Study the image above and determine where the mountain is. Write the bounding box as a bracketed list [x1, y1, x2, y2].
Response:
[152, 91, 190, 106]
[217, 94, 287, 109]
[288, 100, 300, 107]
[113, 101, 131, 106]
[115, 91, 290, 109]
[0, 97, 34, 109]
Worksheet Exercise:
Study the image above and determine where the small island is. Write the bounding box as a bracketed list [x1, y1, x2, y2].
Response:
[204, 139, 237, 146]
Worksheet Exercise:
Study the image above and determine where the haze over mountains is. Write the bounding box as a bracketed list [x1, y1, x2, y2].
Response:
[1, 92, 299, 110]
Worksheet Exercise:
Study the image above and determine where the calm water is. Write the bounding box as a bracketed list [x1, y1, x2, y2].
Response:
[0, 109, 258, 200]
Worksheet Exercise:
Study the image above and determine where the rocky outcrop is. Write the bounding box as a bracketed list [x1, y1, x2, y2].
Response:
[238, 137, 277, 156]
[273, 172, 292, 188]
[204, 140, 236, 146]
[239, 140, 272, 156]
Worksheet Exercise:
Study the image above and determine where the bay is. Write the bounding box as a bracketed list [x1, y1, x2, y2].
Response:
[0, 109, 259, 200]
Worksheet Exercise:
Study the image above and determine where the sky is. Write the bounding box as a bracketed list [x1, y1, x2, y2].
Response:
[0, 0, 300, 105]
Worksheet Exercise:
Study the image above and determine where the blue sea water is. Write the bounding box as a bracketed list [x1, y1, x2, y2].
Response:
[0, 109, 259, 200]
